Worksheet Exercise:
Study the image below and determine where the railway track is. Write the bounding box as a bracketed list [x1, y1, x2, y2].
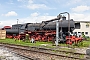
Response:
[0, 43, 88, 60]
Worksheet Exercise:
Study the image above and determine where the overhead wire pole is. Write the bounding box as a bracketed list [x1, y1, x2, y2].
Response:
[56, 20, 59, 46]
[60, 20, 63, 40]
[17, 19, 19, 34]
[55, 14, 62, 46]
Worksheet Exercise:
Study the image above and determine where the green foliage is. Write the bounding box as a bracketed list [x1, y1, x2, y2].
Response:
[72, 40, 90, 47]
[82, 33, 85, 37]
[82, 41, 90, 47]
[82, 33, 88, 40]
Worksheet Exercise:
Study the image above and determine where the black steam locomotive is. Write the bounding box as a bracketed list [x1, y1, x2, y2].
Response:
[5, 16, 80, 42]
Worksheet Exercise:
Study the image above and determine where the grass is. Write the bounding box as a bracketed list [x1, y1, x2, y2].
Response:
[79, 54, 84, 59]
[59, 43, 67, 47]
[59, 48, 72, 51]
[72, 38, 90, 47]
[81, 40, 90, 47]
[0, 38, 90, 48]
[0, 38, 53, 47]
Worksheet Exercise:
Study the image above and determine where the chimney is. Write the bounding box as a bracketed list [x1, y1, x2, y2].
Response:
[62, 16, 66, 20]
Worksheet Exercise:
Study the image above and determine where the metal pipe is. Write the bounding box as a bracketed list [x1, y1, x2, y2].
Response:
[55, 12, 70, 46]
[59, 12, 70, 39]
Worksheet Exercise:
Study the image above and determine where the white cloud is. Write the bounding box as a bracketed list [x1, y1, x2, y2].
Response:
[0, 20, 17, 28]
[67, 0, 82, 6]
[28, 0, 33, 4]
[17, 0, 33, 3]
[0, 13, 56, 28]
[27, 4, 49, 10]
[17, 0, 24, 2]
[26, 0, 51, 10]
[70, 13, 90, 21]
[71, 5, 90, 12]
[7, 0, 14, 4]
[17, 0, 22, 1]
[2, 11, 18, 17]
[19, 14, 56, 23]
[30, 12, 39, 17]
[43, 13, 49, 16]
[18, 0, 53, 10]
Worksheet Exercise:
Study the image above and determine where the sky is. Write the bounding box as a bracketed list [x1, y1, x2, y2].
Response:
[0, 0, 90, 28]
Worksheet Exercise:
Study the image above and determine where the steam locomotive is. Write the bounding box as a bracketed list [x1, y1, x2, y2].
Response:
[4, 16, 80, 42]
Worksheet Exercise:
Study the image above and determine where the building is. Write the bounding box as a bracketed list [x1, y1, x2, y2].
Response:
[73, 21, 90, 37]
